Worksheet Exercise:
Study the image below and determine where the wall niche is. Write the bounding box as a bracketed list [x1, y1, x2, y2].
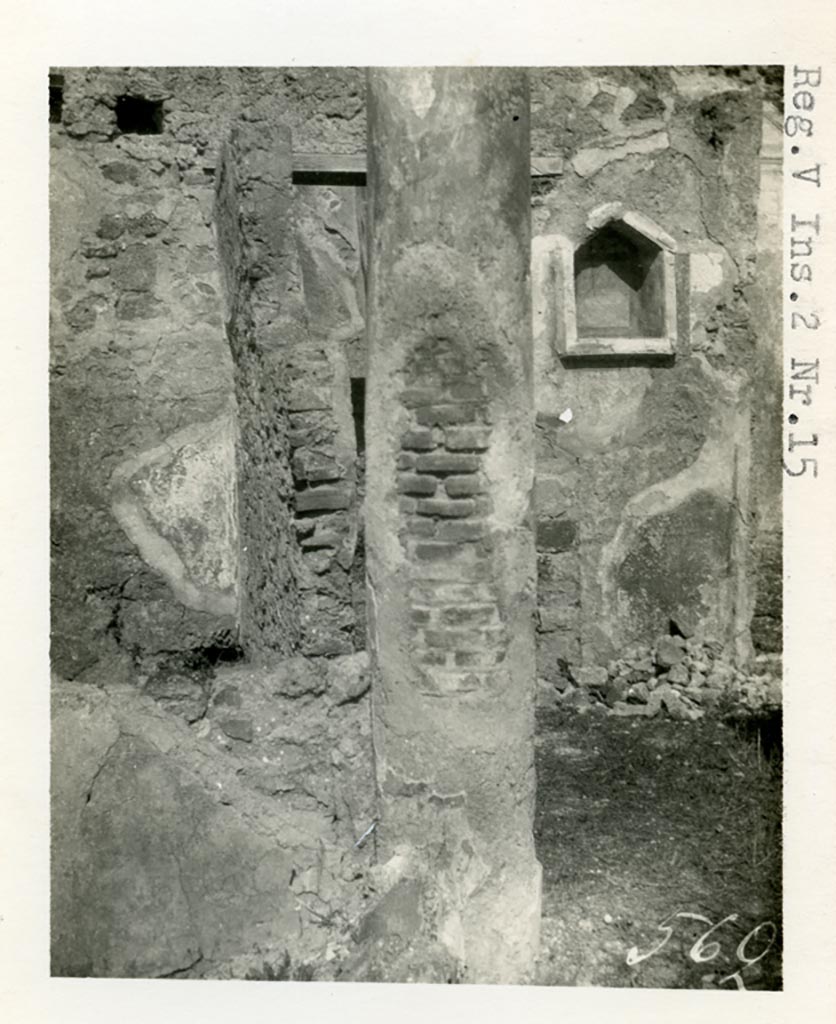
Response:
[555, 208, 677, 358]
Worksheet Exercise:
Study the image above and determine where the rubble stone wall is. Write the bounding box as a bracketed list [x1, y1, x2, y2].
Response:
[50, 65, 780, 680]
[528, 67, 779, 675]
[50, 68, 366, 676]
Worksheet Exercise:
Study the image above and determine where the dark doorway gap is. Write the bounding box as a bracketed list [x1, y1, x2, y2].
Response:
[49, 73, 64, 124]
[350, 377, 366, 456]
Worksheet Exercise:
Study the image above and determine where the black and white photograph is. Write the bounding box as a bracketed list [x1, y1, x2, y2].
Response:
[2, 3, 835, 1022]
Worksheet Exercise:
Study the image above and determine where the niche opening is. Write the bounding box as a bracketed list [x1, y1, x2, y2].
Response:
[548, 209, 677, 359]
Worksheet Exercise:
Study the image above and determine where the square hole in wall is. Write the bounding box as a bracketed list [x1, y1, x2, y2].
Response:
[115, 95, 164, 135]
[49, 73, 64, 124]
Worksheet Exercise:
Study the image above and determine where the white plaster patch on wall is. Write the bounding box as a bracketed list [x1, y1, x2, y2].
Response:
[689, 251, 727, 294]
[597, 361, 747, 645]
[110, 409, 239, 616]
[571, 131, 669, 178]
[404, 69, 436, 119]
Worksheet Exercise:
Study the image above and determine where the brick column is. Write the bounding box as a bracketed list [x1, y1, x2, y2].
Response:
[365, 68, 541, 983]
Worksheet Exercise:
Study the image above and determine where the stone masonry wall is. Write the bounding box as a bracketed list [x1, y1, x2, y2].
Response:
[50, 67, 366, 676]
[528, 66, 779, 675]
[50, 65, 779, 682]
[214, 119, 303, 658]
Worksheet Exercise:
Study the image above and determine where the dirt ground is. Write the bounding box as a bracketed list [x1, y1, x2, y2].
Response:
[532, 706, 782, 989]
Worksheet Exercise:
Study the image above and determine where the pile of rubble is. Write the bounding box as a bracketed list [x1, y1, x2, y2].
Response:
[539, 634, 782, 721]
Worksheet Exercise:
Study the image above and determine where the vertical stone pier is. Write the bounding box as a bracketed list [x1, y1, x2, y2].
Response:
[365, 68, 541, 983]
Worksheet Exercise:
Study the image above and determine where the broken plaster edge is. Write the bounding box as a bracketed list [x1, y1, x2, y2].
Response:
[109, 410, 238, 618]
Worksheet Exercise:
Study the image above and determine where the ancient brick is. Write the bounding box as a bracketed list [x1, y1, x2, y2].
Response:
[423, 626, 504, 650]
[443, 382, 486, 403]
[300, 530, 341, 549]
[401, 428, 436, 451]
[454, 649, 504, 668]
[441, 604, 497, 627]
[397, 453, 416, 471]
[398, 474, 438, 496]
[295, 486, 351, 513]
[415, 452, 479, 475]
[292, 449, 343, 482]
[445, 426, 491, 451]
[399, 497, 417, 515]
[402, 387, 439, 407]
[414, 542, 460, 562]
[412, 581, 494, 604]
[410, 607, 433, 625]
[536, 517, 578, 553]
[418, 649, 449, 667]
[288, 387, 332, 413]
[415, 404, 479, 427]
[416, 498, 476, 519]
[444, 475, 484, 498]
[435, 520, 488, 542]
[403, 517, 437, 538]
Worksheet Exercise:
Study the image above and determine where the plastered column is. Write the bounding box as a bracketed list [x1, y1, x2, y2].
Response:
[365, 67, 541, 983]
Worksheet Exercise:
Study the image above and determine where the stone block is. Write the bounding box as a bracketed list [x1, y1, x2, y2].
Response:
[101, 160, 141, 184]
[116, 292, 162, 320]
[656, 636, 686, 670]
[292, 449, 343, 482]
[51, 682, 308, 978]
[288, 387, 332, 413]
[96, 214, 126, 240]
[112, 243, 157, 292]
[536, 517, 578, 553]
[219, 717, 254, 742]
[295, 486, 351, 513]
[534, 477, 571, 516]
[571, 665, 609, 689]
[326, 651, 370, 705]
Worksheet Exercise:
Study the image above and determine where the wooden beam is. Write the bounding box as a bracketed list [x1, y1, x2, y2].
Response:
[291, 151, 564, 183]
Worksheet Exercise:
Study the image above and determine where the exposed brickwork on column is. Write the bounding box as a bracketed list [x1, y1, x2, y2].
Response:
[395, 340, 507, 695]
